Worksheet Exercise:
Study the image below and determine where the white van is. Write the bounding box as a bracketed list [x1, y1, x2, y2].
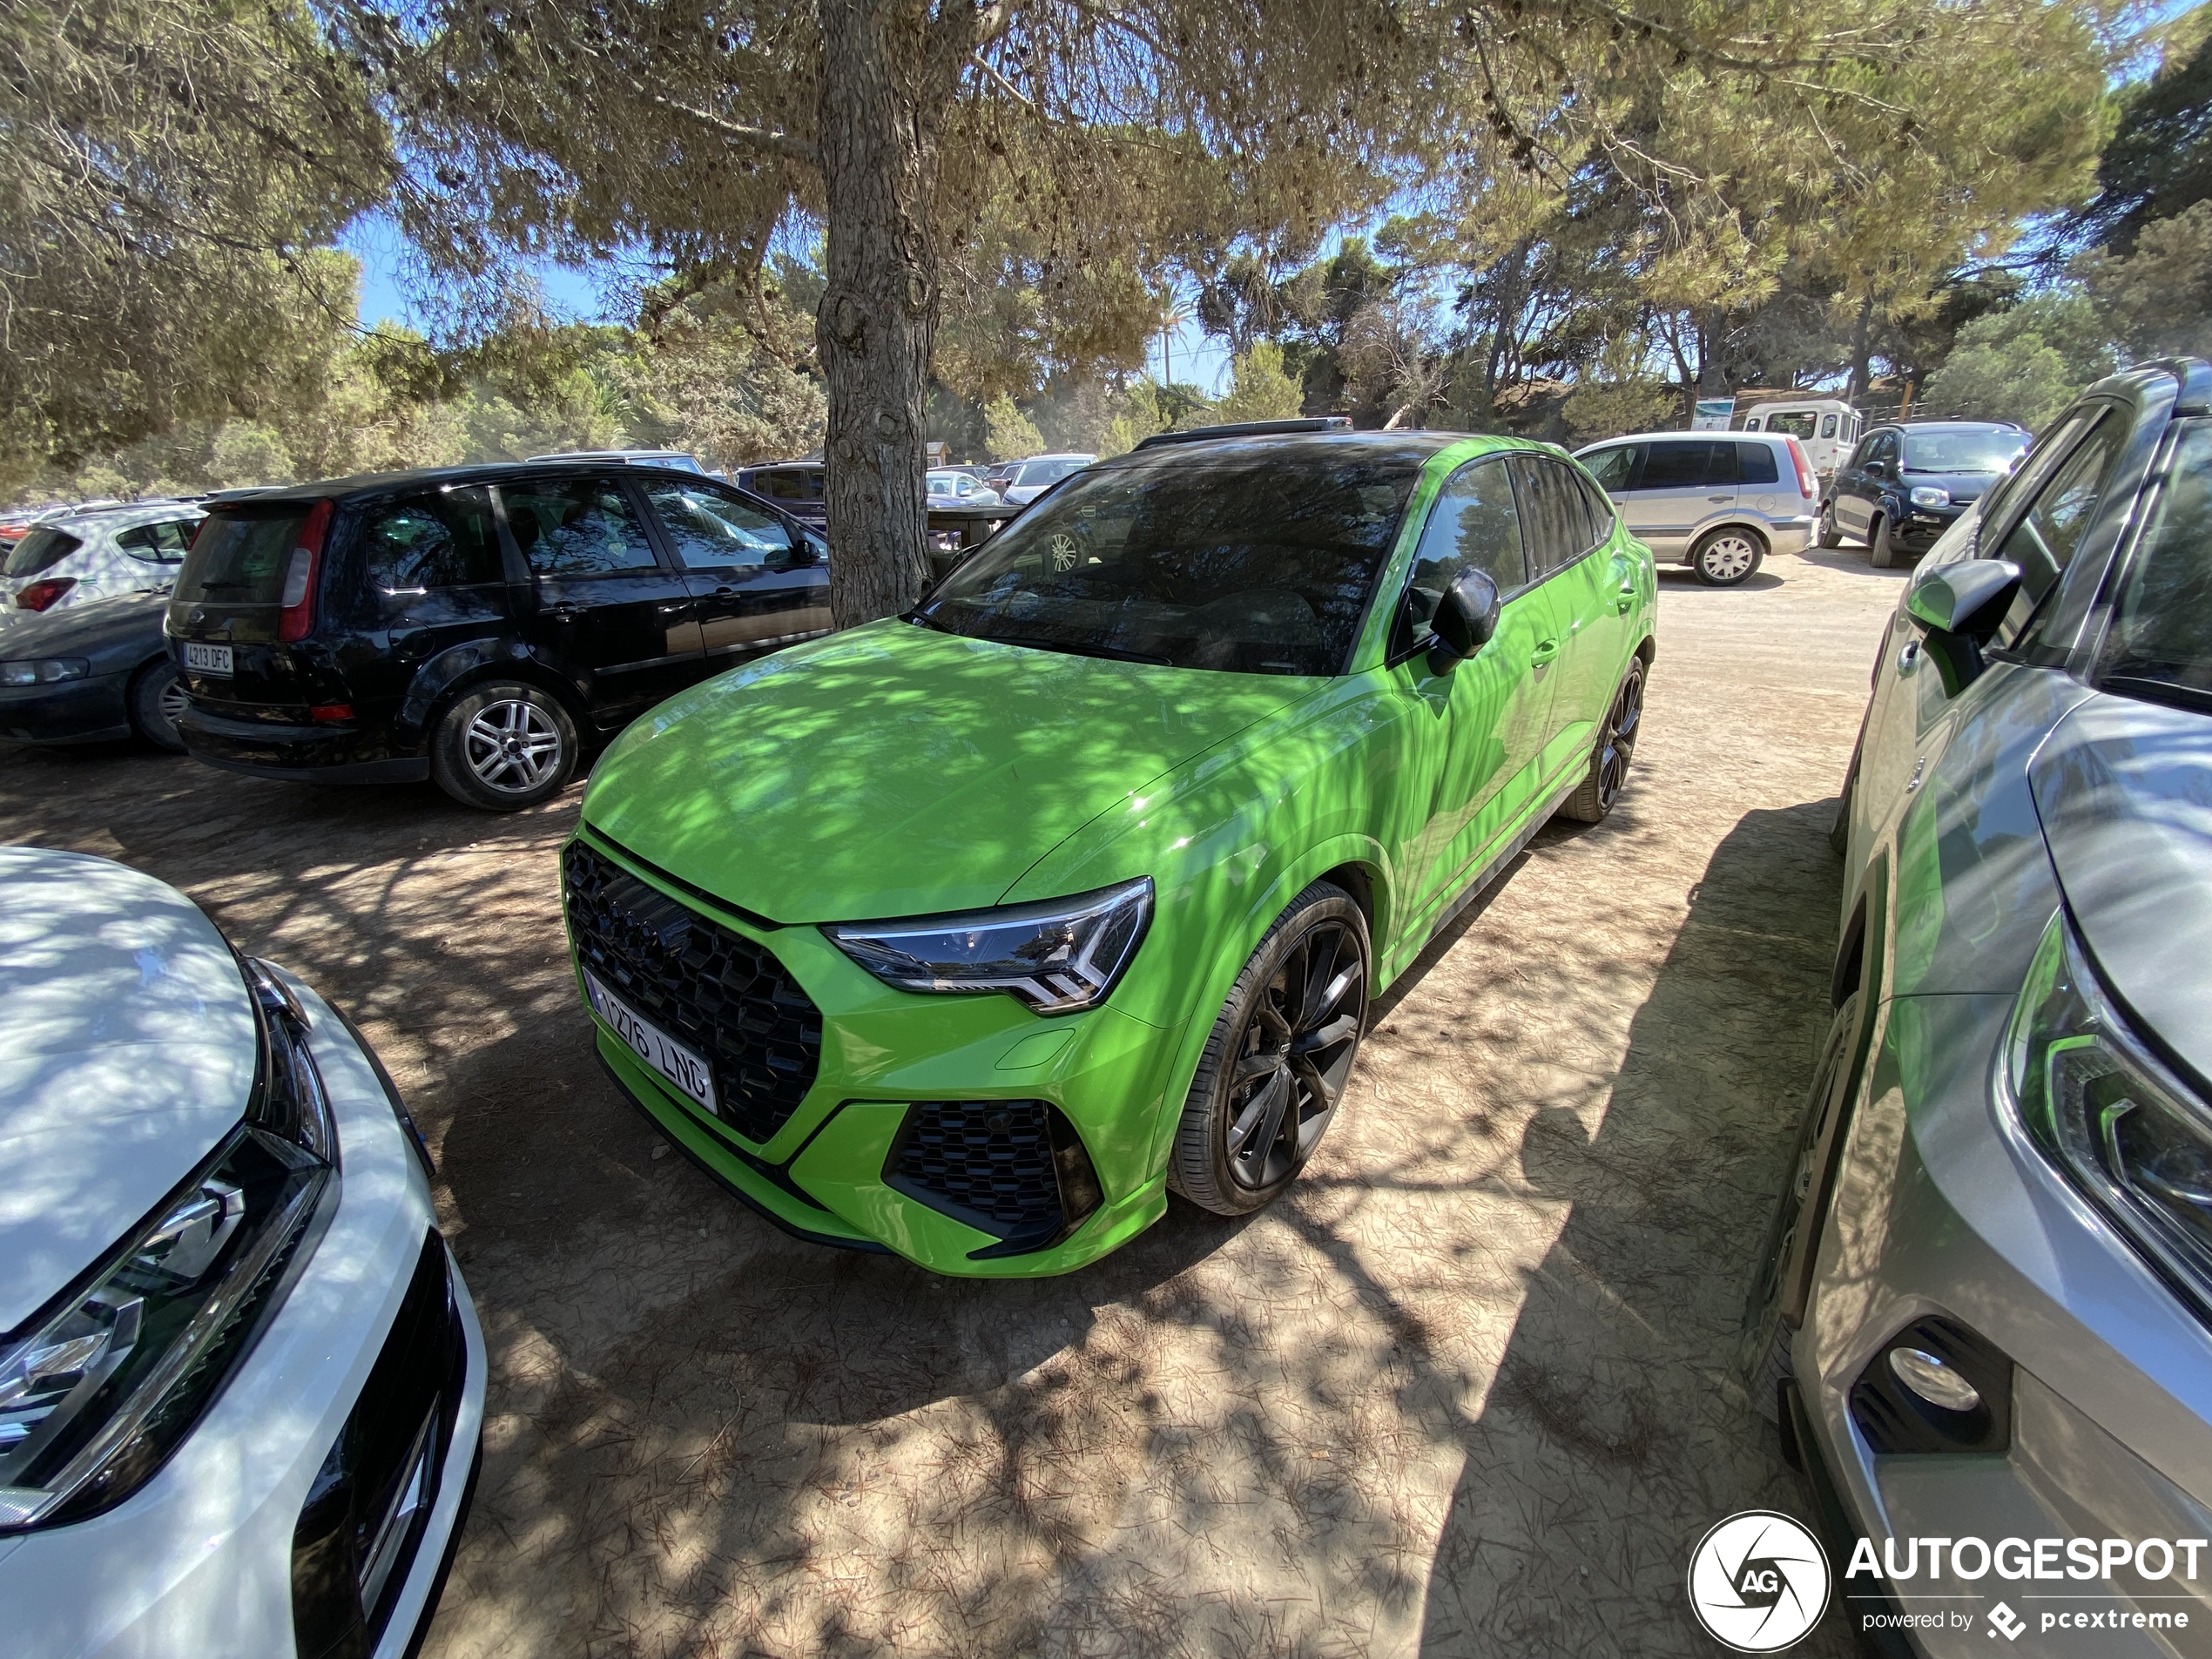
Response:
[1737, 399, 1862, 479]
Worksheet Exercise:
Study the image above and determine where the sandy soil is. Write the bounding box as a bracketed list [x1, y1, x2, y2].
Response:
[0, 543, 1906, 1657]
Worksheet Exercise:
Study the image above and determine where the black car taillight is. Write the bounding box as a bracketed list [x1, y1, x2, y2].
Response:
[1849, 1316, 2012, 1454]
[277, 498, 334, 644]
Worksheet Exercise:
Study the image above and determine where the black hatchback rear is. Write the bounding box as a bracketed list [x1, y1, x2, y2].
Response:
[167, 462, 830, 809]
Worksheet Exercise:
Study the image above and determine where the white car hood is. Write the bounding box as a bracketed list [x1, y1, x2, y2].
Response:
[0, 847, 255, 1330]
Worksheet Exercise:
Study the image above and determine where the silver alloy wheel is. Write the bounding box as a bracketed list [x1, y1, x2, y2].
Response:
[1700, 532, 1760, 582]
[463, 698, 563, 793]
[155, 679, 191, 732]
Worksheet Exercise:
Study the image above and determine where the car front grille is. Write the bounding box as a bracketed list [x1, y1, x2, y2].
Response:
[884, 1100, 1103, 1258]
[563, 838, 822, 1146]
[291, 1233, 467, 1659]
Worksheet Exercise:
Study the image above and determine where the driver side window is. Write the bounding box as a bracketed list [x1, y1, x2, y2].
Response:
[1390, 459, 1526, 659]
[1989, 416, 2122, 650]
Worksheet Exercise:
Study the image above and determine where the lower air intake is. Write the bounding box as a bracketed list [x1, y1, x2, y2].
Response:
[884, 1100, 1103, 1258]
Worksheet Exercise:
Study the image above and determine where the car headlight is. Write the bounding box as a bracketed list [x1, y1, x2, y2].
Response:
[0, 658, 89, 686]
[824, 878, 1152, 1015]
[0, 957, 338, 1530]
[2006, 909, 2212, 1316]
[1911, 486, 1952, 509]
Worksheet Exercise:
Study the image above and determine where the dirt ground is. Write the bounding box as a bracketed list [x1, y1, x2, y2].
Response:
[0, 542, 1906, 1657]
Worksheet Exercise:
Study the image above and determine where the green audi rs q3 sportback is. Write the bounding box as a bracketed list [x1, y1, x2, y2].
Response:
[563, 422, 1657, 1275]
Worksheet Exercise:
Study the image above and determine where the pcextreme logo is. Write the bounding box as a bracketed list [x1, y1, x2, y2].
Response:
[1687, 1511, 1832, 1652]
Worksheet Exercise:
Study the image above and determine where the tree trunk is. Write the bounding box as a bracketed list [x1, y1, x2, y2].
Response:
[815, 0, 941, 629]
[1846, 294, 1875, 402]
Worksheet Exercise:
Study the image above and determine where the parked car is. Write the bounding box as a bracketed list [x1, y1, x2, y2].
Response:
[527, 448, 709, 474]
[1573, 429, 1818, 585]
[0, 589, 191, 752]
[984, 452, 1096, 505]
[1820, 419, 2030, 568]
[1, 501, 203, 624]
[165, 462, 830, 811]
[1738, 398, 1864, 480]
[559, 420, 1656, 1275]
[732, 460, 826, 525]
[0, 846, 484, 1658]
[1747, 359, 2212, 1652]
[927, 469, 1002, 507]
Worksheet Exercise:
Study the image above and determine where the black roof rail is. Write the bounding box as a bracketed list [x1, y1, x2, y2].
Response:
[1134, 416, 1354, 450]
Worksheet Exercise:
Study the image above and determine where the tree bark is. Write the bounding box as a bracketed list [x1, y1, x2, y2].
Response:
[1846, 293, 1875, 401]
[815, 0, 944, 629]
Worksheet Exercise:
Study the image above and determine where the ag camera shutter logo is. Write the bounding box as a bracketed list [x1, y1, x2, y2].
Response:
[1687, 1510, 1832, 1651]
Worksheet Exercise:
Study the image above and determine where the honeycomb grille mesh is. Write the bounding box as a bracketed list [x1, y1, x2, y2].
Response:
[890, 1101, 1062, 1236]
[563, 840, 820, 1144]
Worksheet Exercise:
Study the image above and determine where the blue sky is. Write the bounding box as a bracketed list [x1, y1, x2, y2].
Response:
[341, 213, 1238, 396]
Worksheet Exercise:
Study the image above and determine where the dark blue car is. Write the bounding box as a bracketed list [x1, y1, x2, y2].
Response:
[0, 589, 186, 752]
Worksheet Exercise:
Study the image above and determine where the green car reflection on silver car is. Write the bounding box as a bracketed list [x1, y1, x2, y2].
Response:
[563, 421, 1657, 1275]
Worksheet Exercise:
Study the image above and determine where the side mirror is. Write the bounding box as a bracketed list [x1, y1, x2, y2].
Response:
[1426, 569, 1502, 676]
[1906, 557, 2020, 636]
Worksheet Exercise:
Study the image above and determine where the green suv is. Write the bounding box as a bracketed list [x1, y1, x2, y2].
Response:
[563, 423, 1656, 1275]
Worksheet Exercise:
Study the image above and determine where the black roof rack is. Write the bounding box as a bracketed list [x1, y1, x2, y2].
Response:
[1133, 416, 1353, 450]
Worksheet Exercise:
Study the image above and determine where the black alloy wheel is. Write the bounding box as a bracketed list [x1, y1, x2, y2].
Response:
[1560, 658, 1645, 824]
[1170, 882, 1370, 1215]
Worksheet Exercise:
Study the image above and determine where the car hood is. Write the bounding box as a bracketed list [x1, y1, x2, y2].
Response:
[582, 620, 1315, 923]
[1899, 469, 2005, 503]
[2030, 691, 2212, 1089]
[0, 847, 255, 1329]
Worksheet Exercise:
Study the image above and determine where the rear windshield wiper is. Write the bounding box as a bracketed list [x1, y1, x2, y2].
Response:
[988, 634, 1172, 666]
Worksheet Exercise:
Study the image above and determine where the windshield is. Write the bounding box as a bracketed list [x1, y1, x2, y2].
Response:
[2101, 422, 2212, 712]
[1903, 430, 2027, 474]
[3, 527, 83, 578]
[913, 450, 1420, 676]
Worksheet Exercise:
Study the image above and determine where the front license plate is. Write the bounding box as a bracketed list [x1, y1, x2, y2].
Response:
[182, 642, 233, 676]
[583, 968, 717, 1114]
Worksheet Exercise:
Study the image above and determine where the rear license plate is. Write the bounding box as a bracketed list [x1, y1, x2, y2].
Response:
[182, 642, 233, 676]
[583, 968, 717, 1113]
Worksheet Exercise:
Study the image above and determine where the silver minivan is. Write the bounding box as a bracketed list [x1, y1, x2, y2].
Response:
[1573, 430, 1819, 586]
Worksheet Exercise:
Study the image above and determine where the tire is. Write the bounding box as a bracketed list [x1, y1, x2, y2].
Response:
[1690, 526, 1765, 586]
[1169, 882, 1371, 1216]
[1557, 656, 1646, 825]
[1817, 501, 1843, 549]
[126, 657, 190, 754]
[1830, 749, 1857, 854]
[1868, 515, 1897, 568]
[428, 680, 579, 811]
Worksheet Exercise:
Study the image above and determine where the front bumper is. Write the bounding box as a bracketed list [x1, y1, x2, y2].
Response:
[178, 705, 430, 784]
[566, 829, 1181, 1277]
[0, 670, 132, 744]
[0, 968, 486, 1658]
[1795, 992, 2212, 1656]
[1895, 509, 1965, 553]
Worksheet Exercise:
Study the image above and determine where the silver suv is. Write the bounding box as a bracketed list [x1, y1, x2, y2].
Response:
[1573, 429, 1820, 586]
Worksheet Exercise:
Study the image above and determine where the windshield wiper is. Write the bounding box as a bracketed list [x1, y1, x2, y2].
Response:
[988, 634, 1172, 666]
[903, 609, 960, 634]
[2099, 674, 2212, 716]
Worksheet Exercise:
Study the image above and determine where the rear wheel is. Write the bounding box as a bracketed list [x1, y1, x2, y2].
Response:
[1169, 882, 1370, 1216]
[1691, 527, 1764, 586]
[1817, 501, 1843, 549]
[1558, 658, 1645, 824]
[126, 658, 189, 754]
[1869, 515, 1898, 568]
[429, 681, 578, 811]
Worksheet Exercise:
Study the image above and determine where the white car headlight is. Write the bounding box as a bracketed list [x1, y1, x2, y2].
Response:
[1911, 486, 1952, 509]
[825, 879, 1152, 1015]
[0, 658, 89, 686]
[0, 959, 337, 1530]
[2006, 909, 2212, 1315]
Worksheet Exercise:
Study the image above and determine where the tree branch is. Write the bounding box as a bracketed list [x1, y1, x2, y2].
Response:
[646, 93, 818, 169]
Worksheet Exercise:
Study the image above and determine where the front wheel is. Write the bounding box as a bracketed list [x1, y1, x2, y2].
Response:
[126, 657, 190, 753]
[1691, 527, 1764, 586]
[1558, 657, 1645, 824]
[1169, 882, 1371, 1216]
[1869, 515, 1898, 569]
[429, 681, 579, 811]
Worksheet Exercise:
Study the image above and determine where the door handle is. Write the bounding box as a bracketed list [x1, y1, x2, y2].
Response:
[1530, 638, 1559, 667]
[1615, 584, 1637, 615]
[656, 601, 692, 614]
[545, 601, 581, 621]
[713, 585, 737, 597]
[1708, 494, 1731, 502]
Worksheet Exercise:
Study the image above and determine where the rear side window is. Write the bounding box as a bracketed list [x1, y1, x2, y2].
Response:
[1639, 441, 1737, 489]
[1511, 455, 1588, 576]
[172, 505, 312, 604]
[360, 489, 502, 591]
[1821, 415, 1838, 439]
[758, 469, 823, 503]
[1391, 459, 1527, 659]
[645, 482, 792, 569]
[1581, 445, 1638, 492]
[502, 481, 659, 577]
[1737, 443, 1781, 485]
[3, 527, 82, 578]
[115, 519, 197, 564]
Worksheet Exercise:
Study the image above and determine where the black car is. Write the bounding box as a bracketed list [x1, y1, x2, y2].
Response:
[1818, 419, 2030, 567]
[165, 462, 831, 810]
[730, 460, 826, 525]
[0, 588, 189, 752]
